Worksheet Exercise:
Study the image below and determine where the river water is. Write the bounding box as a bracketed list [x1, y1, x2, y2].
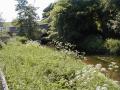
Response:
[83, 56, 120, 81]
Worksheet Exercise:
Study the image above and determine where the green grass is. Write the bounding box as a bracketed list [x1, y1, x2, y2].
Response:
[0, 37, 119, 90]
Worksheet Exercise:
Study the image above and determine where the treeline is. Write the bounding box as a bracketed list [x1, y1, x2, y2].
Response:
[41, 0, 120, 55]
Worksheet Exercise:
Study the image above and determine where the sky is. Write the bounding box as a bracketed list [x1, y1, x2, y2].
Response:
[0, 0, 56, 22]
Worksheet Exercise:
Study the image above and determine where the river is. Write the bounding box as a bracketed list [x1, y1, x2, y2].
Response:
[83, 56, 120, 81]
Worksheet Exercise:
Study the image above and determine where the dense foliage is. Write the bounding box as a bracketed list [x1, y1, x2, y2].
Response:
[105, 39, 120, 54]
[42, 0, 120, 55]
[0, 37, 119, 90]
[15, 0, 39, 39]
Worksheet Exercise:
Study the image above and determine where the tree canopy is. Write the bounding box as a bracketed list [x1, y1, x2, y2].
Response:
[15, 0, 39, 39]
[42, 0, 120, 54]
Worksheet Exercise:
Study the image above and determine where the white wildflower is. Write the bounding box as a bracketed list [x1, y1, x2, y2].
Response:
[88, 65, 94, 68]
[96, 86, 101, 90]
[101, 86, 108, 90]
[101, 68, 107, 73]
[96, 86, 108, 90]
[103, 84, 108, 87]
[95, 64, 102, 70]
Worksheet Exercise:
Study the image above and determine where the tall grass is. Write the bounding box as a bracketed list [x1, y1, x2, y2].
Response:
[0, 37, 119, 90]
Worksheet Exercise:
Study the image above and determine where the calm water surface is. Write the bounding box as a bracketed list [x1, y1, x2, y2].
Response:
[83, 56, 120, 81]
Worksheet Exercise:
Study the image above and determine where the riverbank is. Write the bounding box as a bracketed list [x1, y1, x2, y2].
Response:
[0, 37, 119, 90]
[84, 56, 120, 82]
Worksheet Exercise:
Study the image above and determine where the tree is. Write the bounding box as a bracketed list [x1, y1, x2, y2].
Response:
[42, 0, 120, 54]
[0, 13, 4, 27]
[15, 0, 39, 39]
[46, 0, 120, 41]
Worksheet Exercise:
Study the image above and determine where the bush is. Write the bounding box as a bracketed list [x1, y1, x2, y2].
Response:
[80, 35, 106, 54]
[104, 39, 120, 54]
[48, 31, 59, 40]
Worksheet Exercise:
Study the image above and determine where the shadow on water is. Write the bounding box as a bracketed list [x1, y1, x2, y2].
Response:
[83, 55, 120, 81]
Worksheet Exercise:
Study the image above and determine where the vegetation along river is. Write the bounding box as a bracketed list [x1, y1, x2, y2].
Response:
[83, 56, 120, 82]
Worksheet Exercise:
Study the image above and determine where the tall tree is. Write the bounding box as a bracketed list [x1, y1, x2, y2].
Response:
[0, 13, 4, 27]
[15, 0, 39, 39]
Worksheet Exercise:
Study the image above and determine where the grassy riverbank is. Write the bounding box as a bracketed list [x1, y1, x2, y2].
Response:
[0, 37, 119, 90]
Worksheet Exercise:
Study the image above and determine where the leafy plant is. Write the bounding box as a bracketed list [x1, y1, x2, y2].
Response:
[104, 39, 120, 54]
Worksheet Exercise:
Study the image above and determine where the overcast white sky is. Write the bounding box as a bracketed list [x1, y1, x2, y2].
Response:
[0, 0, 56, 22]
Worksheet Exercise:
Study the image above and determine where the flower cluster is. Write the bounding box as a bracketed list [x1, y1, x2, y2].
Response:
[50, 40, 86, 59]
[26, 40, 40, 48]
[96, 84, 108, 90]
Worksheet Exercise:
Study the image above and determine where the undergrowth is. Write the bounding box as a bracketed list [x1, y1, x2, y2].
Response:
[0, 37, 119, 90]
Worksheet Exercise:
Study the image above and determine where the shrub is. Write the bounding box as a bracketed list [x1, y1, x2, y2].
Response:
[80, 35, 106, 54]
[48, 31, 59, 40]
[104, 39, 120, 54]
